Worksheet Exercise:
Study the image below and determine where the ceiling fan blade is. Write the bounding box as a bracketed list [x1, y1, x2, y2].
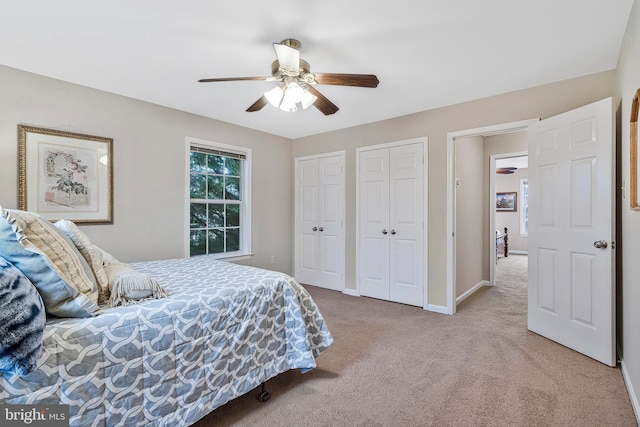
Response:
[496, 168, 516, 174]
[306, 86, 339, 115]
[198, 77, 269, 83]
[314, 73, 379, 88]
[273, 43, 300, 74]
[246, 96, 269, 112]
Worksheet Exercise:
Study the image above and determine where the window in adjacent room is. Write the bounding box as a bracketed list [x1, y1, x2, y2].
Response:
[187, 138, 251, 259]
[520, 178, 528, 235]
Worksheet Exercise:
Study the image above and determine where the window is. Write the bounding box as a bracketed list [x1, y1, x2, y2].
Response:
[520, 178, 528, 235]
[187, 138, 251, 258]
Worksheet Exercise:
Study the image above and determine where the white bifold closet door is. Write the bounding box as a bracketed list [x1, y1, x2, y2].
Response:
[295, 153, 345, 291]
[358, 141, 424, 306]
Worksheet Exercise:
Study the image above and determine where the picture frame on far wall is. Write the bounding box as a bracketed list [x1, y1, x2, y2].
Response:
[496, 192, 517, 212]
[18, 125, 113, 224]
[630, 88, 640, 210]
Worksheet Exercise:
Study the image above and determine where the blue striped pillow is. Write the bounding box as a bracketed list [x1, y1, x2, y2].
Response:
[0, 256, 46, 376]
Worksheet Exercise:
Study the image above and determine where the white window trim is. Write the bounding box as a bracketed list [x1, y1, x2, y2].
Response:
[520, 178, 528, 236]
[185, 137, 252, 260]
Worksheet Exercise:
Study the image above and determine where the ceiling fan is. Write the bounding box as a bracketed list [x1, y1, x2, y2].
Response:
[496, 167, 517, 174]
[198, 39, 379, 115]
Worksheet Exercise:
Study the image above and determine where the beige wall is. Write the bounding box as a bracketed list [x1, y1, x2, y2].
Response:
[0, 65, 293, 273]
[293, 71, 615, 307]
[615, 0, 640, 416]
[455, 136, 485, 297]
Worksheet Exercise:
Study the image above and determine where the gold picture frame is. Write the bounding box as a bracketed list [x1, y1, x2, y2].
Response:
[496, 192, 517, 212]
[18, 125, 113, 224]
[631, 88, 640, 210]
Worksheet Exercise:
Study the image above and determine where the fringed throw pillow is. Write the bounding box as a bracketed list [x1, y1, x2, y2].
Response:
[104, 260, 168, 307]
[0, 256, 46, 376]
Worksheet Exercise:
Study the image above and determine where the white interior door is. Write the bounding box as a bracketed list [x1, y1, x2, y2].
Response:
[528, 97, 615, 366]
[295, 153, 345, 290]
[359, 148, 390, 300]
[316, 156, 344, 290]
[389, 143, 424, 305]
[296, 158, 319, 285]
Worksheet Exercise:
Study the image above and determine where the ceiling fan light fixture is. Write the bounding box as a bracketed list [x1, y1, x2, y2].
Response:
[264, 81, 316, 112]
[264, 85, 285, 108]
[300, 89, 317, 110]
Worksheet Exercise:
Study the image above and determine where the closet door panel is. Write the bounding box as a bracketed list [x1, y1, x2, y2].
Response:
[389, 143, 424, 305]
[317, 156, 344, 289]
[297, 159, 319, 285]
[359, 149, 390, 300]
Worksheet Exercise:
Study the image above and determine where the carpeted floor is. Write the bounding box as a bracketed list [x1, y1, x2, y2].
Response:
[194, 255, 636, 426]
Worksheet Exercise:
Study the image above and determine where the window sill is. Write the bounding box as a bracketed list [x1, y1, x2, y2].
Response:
[209, 252, 254, 262]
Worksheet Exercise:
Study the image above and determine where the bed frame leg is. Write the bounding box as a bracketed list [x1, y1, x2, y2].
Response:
[257, 383, 271, 402]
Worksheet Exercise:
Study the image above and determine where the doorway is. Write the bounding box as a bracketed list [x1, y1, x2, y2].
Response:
[492, 152, 528, 284]
[446, 119, 538, 314]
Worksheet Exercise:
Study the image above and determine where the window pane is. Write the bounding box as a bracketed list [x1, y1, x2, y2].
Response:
[189, 144, 249, 258]
[190, 230, 207, 255]
[207, 155, 224, 175]
[226, 228, 240, 252]
[225, 177, 240, 200]
[226, 158, 241, 176]
[190, 174, 206, 199]
[190, 203, 207, 228]
[190, 152, 207, 173]
[208, 229, 224, 253]
[226, 204, 240, 227]
[207, 175, 224, 200]
[208, 204, 224, 227]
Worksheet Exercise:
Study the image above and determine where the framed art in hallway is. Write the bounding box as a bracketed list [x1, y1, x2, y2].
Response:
[18, 125, 113, 224]
[496, 192, 517, 211]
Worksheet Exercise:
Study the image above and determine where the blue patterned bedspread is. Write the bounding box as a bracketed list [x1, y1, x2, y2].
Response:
[0, 257, 333, 426]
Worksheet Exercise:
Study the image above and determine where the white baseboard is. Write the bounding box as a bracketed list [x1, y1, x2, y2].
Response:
[456, 281, 490, 304]
[508, 250, 528, 255]
[342, 288, 359, 297]
[620, 356, 640, 424]
[425, 304, 451, 315]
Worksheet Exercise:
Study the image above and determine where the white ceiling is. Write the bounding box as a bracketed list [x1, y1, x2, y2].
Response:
[0, 1, 634, 139]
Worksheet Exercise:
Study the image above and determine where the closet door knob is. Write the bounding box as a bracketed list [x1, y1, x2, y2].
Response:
[390, 229, 396, 235]
[312, 227, 318, 231]
[318, 227, 324, 232]
[593, 240, 608, 249]
[382, 229, 388, 235]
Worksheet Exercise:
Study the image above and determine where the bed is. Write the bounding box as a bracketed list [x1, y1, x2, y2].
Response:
[496, 227, 509, 262]
[0, 255, 333, 426]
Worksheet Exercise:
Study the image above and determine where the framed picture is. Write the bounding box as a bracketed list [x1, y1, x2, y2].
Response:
[496, 192, 517, 212]
[18, 125, 113, 224]
[630, 88, 640, 210]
